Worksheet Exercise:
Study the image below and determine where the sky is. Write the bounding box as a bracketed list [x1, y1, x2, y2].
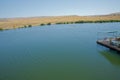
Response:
[0, 0, 120, 18]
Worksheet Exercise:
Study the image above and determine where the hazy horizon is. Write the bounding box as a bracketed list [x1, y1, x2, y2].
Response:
[0, 0, 120, 18]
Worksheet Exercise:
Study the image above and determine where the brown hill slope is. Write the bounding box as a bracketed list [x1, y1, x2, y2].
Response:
[0, 14, 120, 30]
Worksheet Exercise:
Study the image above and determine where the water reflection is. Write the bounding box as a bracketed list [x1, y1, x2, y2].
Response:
[99, 50, 120, 66]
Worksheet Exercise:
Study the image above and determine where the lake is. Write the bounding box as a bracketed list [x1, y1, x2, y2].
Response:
[0, 23, 120, 80]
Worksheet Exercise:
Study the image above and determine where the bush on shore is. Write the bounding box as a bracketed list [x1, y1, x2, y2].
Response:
[47, 23, 51, 25]
[40, 23, 45, 26]
[0, 28, 3, 31]
[28, 25, 32, 27]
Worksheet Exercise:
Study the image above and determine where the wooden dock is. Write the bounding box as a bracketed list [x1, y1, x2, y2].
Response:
[97, 40, 120, 52]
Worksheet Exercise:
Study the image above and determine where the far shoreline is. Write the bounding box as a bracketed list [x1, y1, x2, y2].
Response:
[0, 15, 120, 31]
[0, 20, 120, 31]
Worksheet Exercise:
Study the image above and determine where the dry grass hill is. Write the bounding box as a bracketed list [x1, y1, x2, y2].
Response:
[0, 13, 120, 30]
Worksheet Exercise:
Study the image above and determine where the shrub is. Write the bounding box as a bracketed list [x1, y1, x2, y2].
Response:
[24, 25, 27, 28]
[66, 22, 69, 24]
[47, 23, 51, 25]
[40, 23, 45, 26]
[56, 22, 63, 24]
[70, 22, 74, 24]
[75, 21, 84, 23]
[0, 28, 3, 31]
[28, 25, 32, 27]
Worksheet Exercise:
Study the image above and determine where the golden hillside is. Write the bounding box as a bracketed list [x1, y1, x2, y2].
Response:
[0, 14, 120, 30]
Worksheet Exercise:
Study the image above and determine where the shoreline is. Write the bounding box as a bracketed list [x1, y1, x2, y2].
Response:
[0, 15, 120, 31]
[0, 21, 120, 31]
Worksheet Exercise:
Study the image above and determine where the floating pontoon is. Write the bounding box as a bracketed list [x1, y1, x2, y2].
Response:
[97, 31, 120, 52]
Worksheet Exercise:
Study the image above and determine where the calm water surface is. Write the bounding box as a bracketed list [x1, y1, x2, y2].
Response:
[0, 23, 120, 80]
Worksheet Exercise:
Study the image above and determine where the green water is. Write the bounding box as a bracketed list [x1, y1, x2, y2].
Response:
[0, 23, 120, 80]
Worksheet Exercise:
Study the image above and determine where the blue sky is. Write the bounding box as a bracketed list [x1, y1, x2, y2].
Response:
[0, 0, 120, 18]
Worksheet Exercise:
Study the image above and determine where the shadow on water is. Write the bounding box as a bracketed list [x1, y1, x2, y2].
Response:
[97, 43, 120, 66]
[99, 50, 120, 66]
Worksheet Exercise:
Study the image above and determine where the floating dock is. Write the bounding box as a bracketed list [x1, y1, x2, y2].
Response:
[97, 40, 120, 52]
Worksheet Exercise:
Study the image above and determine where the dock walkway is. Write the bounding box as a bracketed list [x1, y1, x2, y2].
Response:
[97, 40, 120, 52]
